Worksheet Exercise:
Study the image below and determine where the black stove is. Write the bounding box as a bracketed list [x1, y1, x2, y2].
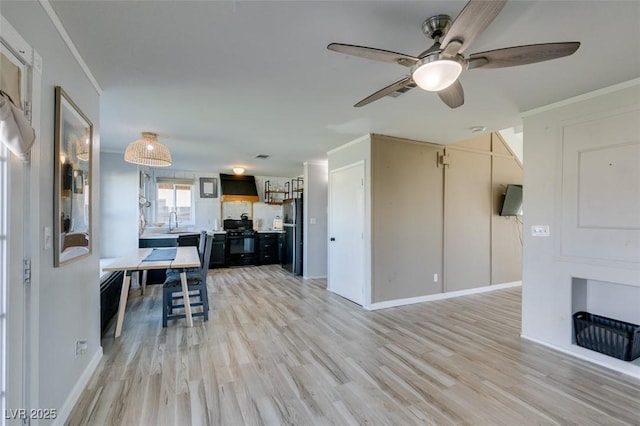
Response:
[224, 219, 256, 266]
[224, 219, 255, 234]
[226, 229, 256, 237]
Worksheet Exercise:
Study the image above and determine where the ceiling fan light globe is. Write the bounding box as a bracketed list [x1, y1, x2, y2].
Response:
[412, 59, 463, 92]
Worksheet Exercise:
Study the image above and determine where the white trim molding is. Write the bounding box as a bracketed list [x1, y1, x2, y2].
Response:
[327, 134, 371, 156]
[521, 78, 640, 118]
[39, 0, 102, 95]
[520, 335, 640, 380]
[53, 347, 103, 426]
[365, 281, 522, 311]
[303, 275, 327, 280]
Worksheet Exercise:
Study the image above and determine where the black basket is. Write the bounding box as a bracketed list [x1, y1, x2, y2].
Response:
[573, 311, 640, 361]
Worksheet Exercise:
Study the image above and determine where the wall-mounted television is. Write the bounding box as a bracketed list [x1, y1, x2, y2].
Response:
[500, 184, 523, 216]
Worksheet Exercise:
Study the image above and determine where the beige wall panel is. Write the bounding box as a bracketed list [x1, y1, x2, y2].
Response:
[450, 134, 491, 152]
[371, 135, 444, 302]
[444, 149, 491, 291]
[492, 134, 512, 156]
[491, 155, 523, 284]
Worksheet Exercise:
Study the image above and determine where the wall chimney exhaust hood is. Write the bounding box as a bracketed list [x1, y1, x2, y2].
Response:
[219, 173, 259, 202]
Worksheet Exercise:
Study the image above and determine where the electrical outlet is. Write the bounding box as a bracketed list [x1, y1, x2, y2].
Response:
[75, 340, 88, 357]
[310, 217, 317, 225]
[433, 273, 438, 282]
[531, 225, 550, 237]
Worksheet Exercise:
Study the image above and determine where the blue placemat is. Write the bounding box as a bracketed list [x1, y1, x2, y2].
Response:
[143, 248, 177, 262]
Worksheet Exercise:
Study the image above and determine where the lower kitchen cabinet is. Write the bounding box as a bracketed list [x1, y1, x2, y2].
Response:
[257, 232, 282, 265]
[210, 233, 226, 268]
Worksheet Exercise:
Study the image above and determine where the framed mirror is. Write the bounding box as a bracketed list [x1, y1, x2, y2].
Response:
[54, 86, 93, 266]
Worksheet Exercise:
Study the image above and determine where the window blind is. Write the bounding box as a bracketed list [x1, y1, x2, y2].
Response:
[155, 177, 194, 185]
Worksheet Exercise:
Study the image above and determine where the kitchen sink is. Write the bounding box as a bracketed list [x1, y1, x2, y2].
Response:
[142, 226, 195, 235]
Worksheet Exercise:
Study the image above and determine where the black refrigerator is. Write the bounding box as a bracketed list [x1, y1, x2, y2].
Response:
[282, 197, 303, 275]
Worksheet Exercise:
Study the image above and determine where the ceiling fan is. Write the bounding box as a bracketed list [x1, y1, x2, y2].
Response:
[327, 0, 580, 109]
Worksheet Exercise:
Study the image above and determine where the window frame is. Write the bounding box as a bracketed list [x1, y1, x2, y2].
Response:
[155, 178, 195, 226]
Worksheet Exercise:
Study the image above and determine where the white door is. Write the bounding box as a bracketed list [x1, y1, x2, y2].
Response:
[328, 162, 365, 305]
[1, 26, 35, 422]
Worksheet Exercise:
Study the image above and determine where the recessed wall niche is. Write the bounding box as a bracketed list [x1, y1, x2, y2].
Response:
[572, 277, 640, 342]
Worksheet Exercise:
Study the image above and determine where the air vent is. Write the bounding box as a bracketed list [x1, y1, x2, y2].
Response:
[388, 83, 417, 98]
[255, 154, 270, 159]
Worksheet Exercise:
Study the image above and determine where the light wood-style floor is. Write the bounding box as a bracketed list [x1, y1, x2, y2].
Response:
[68, 266, 640, 425]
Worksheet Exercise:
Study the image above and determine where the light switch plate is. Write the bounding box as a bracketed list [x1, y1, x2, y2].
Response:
[43, 226, 52, 250]
[531, 225, 550, 237]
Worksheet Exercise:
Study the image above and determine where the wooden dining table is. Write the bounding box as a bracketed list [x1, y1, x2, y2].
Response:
[103, 246, 201, 338]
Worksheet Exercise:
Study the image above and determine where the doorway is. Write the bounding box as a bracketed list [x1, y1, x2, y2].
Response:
[328, 161, 365, 305]
[1, 16, 41, 423]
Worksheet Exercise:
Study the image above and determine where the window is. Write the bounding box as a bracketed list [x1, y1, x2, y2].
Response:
[156, 178, 194, 225]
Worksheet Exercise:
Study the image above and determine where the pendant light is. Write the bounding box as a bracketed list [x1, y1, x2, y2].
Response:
[124, 132, 172, 167]
[75, 129, 90, 162]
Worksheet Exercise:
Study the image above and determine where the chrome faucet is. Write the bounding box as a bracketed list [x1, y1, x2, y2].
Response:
[168, 211, 178, 232]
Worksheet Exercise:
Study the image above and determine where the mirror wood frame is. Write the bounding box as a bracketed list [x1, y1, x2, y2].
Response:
[54, 86, 93, 267]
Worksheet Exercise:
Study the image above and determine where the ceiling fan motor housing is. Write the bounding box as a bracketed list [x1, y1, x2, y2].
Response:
[422, 15, 452, 40]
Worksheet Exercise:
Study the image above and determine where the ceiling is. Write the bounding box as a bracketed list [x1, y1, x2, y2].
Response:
[49, 1, 640, 177]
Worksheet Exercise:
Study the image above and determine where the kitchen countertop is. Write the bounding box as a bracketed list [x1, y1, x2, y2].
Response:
[139, 230, 226, 239]
[140, 229, 282, 239]
[139, 233, 181, 240]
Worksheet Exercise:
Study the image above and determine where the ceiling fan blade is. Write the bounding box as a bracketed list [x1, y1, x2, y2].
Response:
[438, 80, 464, 109]
[354, 76, 414, 107]
[328, 43, 419, 67]
[468, 42, 580, 70]
[440, 0, 507, 55]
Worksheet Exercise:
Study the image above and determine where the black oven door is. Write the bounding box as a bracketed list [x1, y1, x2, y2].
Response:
[227, 235, 256, 265]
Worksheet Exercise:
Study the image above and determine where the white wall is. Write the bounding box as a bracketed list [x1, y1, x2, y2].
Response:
[303, 161, 328, 279]
[498, 127, 524, 164]
[100, 153, 138, 257]
[521, 81, 640, 378]
[2, 2, 102, 423]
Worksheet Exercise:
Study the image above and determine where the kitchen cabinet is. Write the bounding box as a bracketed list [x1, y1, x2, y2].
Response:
[139, 236, 178, 248]
[177, 233, 200, 247]
[210, 233, 227, 268]
[257, 232, 282, 265]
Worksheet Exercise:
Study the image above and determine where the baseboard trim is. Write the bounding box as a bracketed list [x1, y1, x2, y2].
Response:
[520, 335, 640, 380]
[365, 281, 522, 311]
[303, 275, 327, 280]
[53, 346, 103, 426]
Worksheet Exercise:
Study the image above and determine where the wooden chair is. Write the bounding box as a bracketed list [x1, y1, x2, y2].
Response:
[162, 233, 212, 327]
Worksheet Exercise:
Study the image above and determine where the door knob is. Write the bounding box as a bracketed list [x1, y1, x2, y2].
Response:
[330, 237, 335, 241]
